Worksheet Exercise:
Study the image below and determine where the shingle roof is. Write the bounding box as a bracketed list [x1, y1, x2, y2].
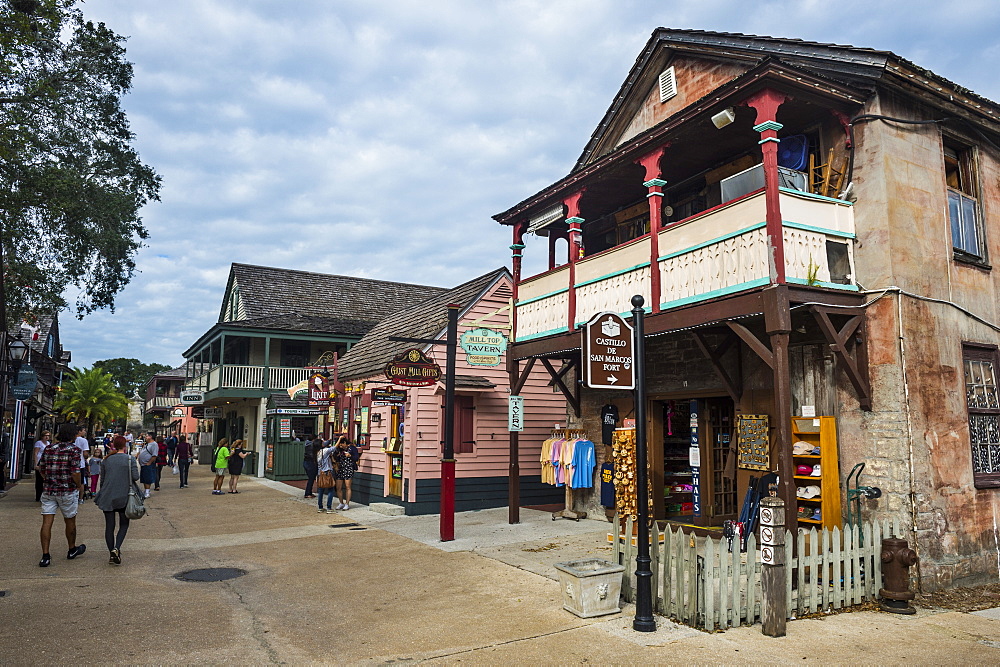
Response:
[338, 268, 510, 380]
[228, 263, 448, 328]
[226, 313, 375, 337]
[267, 392, 324, 411]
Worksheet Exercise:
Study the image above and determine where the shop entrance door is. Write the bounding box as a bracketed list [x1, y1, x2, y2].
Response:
[705, 397, 737, 523]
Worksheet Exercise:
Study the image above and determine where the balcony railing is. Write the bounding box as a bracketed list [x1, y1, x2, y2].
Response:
[144, 396, 179, 412]
[184, 365, 312, 394]
[515, 189, 856, 341]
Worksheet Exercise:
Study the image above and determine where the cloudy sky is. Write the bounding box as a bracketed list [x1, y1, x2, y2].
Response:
[63, 0, 1000, 368]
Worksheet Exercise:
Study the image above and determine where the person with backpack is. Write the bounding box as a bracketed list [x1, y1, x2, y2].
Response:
[135, 435, 158, 498]
[211, 438, 230, 495]
[165, 432, 178, 466]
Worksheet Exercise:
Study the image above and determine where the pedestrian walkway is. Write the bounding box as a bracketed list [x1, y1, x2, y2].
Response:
[0, 464, 997, 664]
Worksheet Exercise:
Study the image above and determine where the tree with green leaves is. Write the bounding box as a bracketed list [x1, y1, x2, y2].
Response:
[0, 0, 161, 330]
[93, 357, 171, 396]
[54, 366, 129, 436]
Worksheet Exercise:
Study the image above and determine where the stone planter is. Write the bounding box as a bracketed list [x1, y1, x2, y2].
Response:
[554, 558, 625, 618]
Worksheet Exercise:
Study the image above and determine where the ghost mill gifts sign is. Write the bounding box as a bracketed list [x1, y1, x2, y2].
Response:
[584, 312, 635, 390]
[384, 348, 442, 387]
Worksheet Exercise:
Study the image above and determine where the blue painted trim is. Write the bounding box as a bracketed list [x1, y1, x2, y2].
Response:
[643, 178, 668, 188]
[509, 243, 525, 250]
[515, 287, 568, 306]
[660, 278, 771, 309]
[779, 187, 854, 206]
[647, 192, 664, 198]
[576, 307, 650, 327]
[574, 262, 650, 288]
[783, 220, 856, 239]
[758, 137, 780, 144]
[657, 222, 766, 261]
[753, 120, 783, 132]
[566, 216, 584, 225]
[786, 277, 860, 291]
[515, 326, 572, 342]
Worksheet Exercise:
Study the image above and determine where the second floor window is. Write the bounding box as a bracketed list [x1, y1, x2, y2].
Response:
[945, 141, 984, 260]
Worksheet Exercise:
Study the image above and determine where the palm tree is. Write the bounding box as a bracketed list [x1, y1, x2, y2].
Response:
[55, 367, 129, 436]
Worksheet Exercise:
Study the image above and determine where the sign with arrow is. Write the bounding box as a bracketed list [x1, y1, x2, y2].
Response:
[583, 312, 635, 390]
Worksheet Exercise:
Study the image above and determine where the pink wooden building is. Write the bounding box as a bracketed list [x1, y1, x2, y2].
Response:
[335, 268, 567, 514]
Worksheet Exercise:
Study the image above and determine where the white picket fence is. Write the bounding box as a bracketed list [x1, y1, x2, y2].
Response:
[613, 516, 902, 631]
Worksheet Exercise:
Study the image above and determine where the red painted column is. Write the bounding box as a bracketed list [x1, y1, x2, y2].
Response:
[564, 190, 585, 332]
[636, 147, 667, 313]
[746, 89, 789, 285]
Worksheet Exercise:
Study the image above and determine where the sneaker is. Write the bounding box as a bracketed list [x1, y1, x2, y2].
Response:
[39, 554, 51, 567]
[110, 549, 121, 565]
[341, 503, 349, 510]
[317, 508, 325, 512]
[143, 490, 150, 498]
[325, 509, 335, 514]
[67, 544, 86, 560]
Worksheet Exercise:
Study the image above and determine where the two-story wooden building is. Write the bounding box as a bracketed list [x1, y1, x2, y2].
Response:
[494, 29, 1000, 590]
[182, 263, 445, 475]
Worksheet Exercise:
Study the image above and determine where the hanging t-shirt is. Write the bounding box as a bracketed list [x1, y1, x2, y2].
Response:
[600, 462, 615, 507]
[569, 440, 596, 488]
[601, 404, 619, 445]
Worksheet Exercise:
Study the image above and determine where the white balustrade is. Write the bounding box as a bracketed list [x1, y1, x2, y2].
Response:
[269, 366, 311, 391]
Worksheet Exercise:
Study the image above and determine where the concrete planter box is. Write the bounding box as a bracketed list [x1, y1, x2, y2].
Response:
[554, 558, 625, 618]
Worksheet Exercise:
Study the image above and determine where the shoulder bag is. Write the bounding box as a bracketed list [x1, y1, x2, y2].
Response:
[125, 459, 146, 520]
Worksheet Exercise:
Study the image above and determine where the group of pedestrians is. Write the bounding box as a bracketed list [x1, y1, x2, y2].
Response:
[33, 425, 199, 568]
[302, 435, 360, 512]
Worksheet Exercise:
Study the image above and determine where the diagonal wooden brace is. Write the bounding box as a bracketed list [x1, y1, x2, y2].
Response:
[541, 357, 581, 417]
[692, 330, 743, 403]
[810, 307, 872, 411]
[727, 321, 774, 369]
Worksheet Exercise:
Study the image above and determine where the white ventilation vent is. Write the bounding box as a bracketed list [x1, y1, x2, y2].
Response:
[658, 66, 677, 103]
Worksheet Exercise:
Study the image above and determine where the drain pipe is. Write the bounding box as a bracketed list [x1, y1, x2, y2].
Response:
[895, 291, 923, 588]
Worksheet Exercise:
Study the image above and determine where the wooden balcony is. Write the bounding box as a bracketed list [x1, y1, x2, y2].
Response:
[184, 365, 312, 395]
[514, 189, 856, 341]
[144, 396, 179, 412]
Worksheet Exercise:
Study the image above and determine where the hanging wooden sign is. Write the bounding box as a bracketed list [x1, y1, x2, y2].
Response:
[737, 414, 770, 470]
[384, 348, 442, 387]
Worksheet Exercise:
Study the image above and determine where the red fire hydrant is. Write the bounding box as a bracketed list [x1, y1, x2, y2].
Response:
[880, 537, 918, 614]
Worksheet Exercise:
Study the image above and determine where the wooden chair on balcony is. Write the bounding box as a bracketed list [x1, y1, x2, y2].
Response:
[808, 149, 848, 199]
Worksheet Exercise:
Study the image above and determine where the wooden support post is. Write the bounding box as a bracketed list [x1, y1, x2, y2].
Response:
[564, 190, 585, 333]
[636, 146, 668, 314]
[745, 89, 789, 285]
[759, 495, 787, 637]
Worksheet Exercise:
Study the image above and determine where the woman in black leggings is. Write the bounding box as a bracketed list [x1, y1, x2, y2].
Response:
[94, 435, 140, 564]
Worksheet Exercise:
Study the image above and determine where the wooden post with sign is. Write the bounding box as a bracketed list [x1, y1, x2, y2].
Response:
[759, 495, 787, 637]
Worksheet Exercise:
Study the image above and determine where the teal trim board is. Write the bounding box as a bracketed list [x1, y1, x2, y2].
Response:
[516, 326, 572, 342]
[782, 220, 856, 239]
[658, 222, 766, 262]
[515, 287, 569, 307]
[785, 277, 860, 291]
[659, 277, 770, 309]
[574, 262, 650, 288]
[779, 187, 854, 206]
[576, 306, 651, 328]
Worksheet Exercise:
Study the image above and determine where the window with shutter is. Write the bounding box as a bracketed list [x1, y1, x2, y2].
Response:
[658, 66, 677, 103]
[964, 344, 1000, 488]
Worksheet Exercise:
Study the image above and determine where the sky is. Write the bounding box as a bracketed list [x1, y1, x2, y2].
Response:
[60, 0, 1000, 369]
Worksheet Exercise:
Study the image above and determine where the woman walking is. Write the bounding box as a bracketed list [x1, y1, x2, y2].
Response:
[316, 440, 337, 513]
[332, 436, 360, 510]
[227, 440, 249, 493]
[94, 436, 140, 565]
[175, 435, 193, 488]
[301, 436, 318, 499]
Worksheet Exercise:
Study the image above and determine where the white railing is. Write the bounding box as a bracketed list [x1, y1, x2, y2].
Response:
[513, 190, 857, 340]
[183, 365, 312, 393]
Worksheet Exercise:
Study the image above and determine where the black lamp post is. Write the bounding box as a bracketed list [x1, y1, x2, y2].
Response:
[7, 333, 28, 374]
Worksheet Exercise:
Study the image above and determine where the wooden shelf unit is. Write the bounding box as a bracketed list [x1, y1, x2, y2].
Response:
[791, 416, 842, 530]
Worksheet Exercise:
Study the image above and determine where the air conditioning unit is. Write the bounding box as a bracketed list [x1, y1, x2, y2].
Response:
[720, 163, 807, 202]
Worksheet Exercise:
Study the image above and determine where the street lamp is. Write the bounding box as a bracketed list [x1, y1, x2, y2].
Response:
[7, 333, 28, 373]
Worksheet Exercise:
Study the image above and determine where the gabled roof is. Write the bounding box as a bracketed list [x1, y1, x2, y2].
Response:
[338, 268, 511, 380]
[575, 28, 1000, 172]
[225, 313, 376, 337]
[223, 263, 447, 331]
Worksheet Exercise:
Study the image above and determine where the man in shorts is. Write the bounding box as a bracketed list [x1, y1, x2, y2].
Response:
[212, 440, 230, 495]
[36, 423, 87, 567]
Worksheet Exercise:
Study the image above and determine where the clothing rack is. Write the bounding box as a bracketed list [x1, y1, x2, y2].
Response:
[552, 428, 588, 522]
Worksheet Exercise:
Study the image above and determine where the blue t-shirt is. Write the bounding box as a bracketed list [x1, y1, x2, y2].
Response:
[570, 440, 596, 488]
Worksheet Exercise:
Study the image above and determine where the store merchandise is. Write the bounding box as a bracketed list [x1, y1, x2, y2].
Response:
[810, 464, 821, 477]
[539, 430, 596, 489]
[792, 441, 813, 455]
[812, 508, 822, 520]
[796, 464, 813, 475]
[600, 404, 619, 445]
[797, 485, 820, 499]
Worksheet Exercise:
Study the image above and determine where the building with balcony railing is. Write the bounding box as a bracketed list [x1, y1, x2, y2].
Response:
[493, 29, 1000, 590]
[180, 263, 447, 476]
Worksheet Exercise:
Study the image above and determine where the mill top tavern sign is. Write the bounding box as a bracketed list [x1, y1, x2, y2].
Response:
[584, 312, 635, 390]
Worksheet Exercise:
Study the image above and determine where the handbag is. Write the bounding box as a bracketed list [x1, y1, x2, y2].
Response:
[125, 482, 146, 519]
[316, 470, 335, 489]
[172, 463, 179, 475]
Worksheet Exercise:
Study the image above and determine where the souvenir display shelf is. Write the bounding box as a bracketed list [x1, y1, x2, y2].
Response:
[791, 416, 842, 530]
